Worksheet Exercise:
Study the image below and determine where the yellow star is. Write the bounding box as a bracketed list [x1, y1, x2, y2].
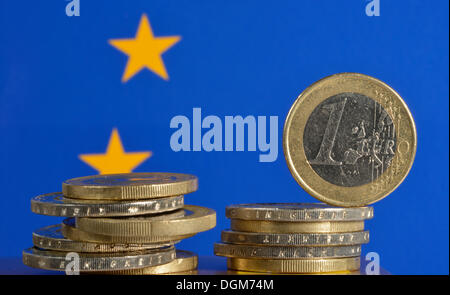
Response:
[109, 14, 181, 82]
[79, 128, 152, 174]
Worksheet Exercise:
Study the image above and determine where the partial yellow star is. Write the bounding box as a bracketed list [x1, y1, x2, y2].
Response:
[79, 128, 152, 174]
[109, 14, 181, 82]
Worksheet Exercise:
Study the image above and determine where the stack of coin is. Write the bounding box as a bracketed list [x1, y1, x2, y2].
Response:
[214, 203, 373, 273]
[23, 172, 216, 274]
[216, 73, 416, 274]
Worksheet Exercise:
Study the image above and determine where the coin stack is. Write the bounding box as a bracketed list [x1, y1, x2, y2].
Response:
[216, 73, 417, 274]
[214, 203, 373, 273]
[23, 172, 216, 274]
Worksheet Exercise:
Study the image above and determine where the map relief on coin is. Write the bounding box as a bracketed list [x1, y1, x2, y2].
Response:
[303, 93, 397, 187]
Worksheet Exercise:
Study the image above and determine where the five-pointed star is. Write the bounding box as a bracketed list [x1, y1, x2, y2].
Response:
[79, 128, 151, 174]
[109, 14, 181, 82]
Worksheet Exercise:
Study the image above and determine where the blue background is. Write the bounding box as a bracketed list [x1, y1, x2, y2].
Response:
[0, 0, 448, 275]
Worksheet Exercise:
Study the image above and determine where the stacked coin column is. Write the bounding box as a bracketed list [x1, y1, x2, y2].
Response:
[214, 203, 373, 274]
[23, 173, 216, 274]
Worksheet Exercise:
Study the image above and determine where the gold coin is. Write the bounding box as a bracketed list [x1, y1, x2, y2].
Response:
[226, 269, 361, 275]
[31, 192, 184, 217]
[62, 218, 194, 244]
[283, 73, 417, 206]
[221, 229, 370, 246]
[226, 203, 373, 221]
[22, 246, 176, 272]
[62, 172, 198, 200]
[86, 250, 198, 275]
[76, 205, 216, 237]
[227, 257, 360, 273]
[33, 224, 174, 253]
[230, 219, 364, 233]
[214, 243, 361, 259]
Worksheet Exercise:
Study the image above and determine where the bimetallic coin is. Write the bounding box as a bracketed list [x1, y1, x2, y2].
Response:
[62, 218, 193, 244]
[62, 172, 198, 200]
[283, 73, 417, 206]
[22, 246, 176, 272]
[75, 205, 216, 237]
[226, 203, 373, 222]
[88, 250, 198, 275]
[221, 230, 369, 246]
[230, 219, 365, 233]
[227, 257, 361, 273]
[214, 243, 361, 259]
[33, 224, 172, 253]
[31, 192, 184, 217]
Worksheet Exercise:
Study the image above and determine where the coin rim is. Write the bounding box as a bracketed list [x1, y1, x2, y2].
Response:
[32, 224, 173, 252]
[61, 218, 194, 243]
[22, 246, 176, 271]
[86, 250, 198, 275]
[227, 257, 361, 273]
[214, 242, 362, 259]
[225, 203, 374, 221]
[221, 230, 370, 246]
[31, 192, 184, 217]
[62, 172, 198, 200]
[230, 219, 365, 233]
[75, 205, 216, 237]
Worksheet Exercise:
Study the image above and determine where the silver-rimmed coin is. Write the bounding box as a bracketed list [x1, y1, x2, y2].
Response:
[31, 192, 184, 217]
[221, 230, 369, 246]
[22, 246, 176, 272]
[61, 218, 194, 244]
[33, 224, 174, 253]
[86, 250, 198, 275]
[226, 203, 373, 222]
[214, 243, 361, 259]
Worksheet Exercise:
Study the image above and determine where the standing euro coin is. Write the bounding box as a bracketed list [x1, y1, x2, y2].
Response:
[283, 73, 417, 206]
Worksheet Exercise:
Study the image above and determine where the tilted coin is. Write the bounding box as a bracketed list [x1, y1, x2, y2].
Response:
[283, 73, 417, 206]
[62, 218, 193, 244]
[87, 250, 198, 275]
[22, 246, 176, 272]
[214, 243, 361, 259]
[221, 230, 369, 246]
[226, 203, 373, 221]
[33, 224, 173, 253]
[31, 192, 184, 217]
[227, 257, 361, 273]
[62, 172, 198, 200]
[230, 219, 365, 233]
[75, 205, 216, 237]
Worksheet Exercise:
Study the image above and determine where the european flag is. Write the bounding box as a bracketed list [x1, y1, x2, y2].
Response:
[0, 0, 448, 274]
